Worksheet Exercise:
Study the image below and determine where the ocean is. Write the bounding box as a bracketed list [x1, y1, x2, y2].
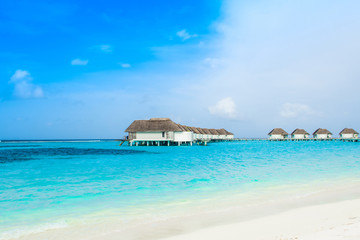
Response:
[1, 140, 360, 239]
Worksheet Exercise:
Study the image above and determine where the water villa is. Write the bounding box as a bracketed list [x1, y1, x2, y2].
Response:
[339, 128, 359, 139]
[291, 129, 310, 139]
[264, 127, 359, 142]
[313, 128, 332, 139]
[268, 128, 288, 140]
[124, 118, 234, 146]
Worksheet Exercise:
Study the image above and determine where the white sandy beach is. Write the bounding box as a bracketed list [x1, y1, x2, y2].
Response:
[165, 198, 360, 240]
[12, 197, 360, 240]
[10, 181, 360, 240]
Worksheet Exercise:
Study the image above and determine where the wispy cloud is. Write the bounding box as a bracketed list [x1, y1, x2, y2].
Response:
[71, 58, 88, 66]
[9, 70, 44, 99]
[99, 45, 113, 53]
[208, 97, 237, 119]
[118, 63, 131, 68]
[280, 103, 320, 119]
[176, 29, 197, 41]
[204, 58, 225, 68]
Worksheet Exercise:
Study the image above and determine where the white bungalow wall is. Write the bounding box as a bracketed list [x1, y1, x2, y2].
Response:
[269, 134, 286, 139]
[314, 134, 332, 139]
[135, 132, 174, 141]
[292, 134, 309, 139]
[226, 135, 234, 140]
[174, 132, 193, 142]
[341, 133, 358, 139]
[219, 135, 226, 140]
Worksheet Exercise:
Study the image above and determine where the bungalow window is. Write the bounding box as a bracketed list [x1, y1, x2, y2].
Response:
[162, 132, 165, 138]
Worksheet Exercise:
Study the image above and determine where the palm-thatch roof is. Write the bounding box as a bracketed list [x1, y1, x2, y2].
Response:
[216, 129, 228, 135]
[183, 126, 193, 132]
[201, 128, 212, 134]
[125, 118, 183, 132]
[313, 128, 332, 135]
[339, 128, 359, 135]
[125, 118, 235, 136]
[177, 124, 186, 131]
[268, 128, 288, 136]
[291, 128, 309, 135]
[188, 127, 201, 134]
[209, 129, 220, 135]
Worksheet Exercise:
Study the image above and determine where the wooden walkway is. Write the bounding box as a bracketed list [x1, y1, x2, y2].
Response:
[116, 138, 359, 146]
[233, 138, 360, 142]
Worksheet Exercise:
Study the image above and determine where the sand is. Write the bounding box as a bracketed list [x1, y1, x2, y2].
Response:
[164, 199, 360, 240]
[9, 182, 360, 240]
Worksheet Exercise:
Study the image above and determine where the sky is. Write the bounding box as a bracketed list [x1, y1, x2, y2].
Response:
[1, 0, 360, 139]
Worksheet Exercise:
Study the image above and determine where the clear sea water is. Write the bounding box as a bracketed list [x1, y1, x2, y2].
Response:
[1, 140, 360, 239]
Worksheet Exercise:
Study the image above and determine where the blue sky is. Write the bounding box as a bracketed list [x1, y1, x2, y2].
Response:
[1, 0, 360, 139]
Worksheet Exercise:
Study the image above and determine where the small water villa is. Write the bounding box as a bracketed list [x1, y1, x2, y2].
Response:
[124, 118, 234, 146]
[313, 128, 332, 139]
[265, 128, 360, 141]
[339, 128, 359, 139]
[268, 128, 288, 139]
[291, 129, 310, 139]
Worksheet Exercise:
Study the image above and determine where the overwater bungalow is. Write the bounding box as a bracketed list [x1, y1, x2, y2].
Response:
[209, 129, 220, 139]
[202, 128, 212, 140]
[339, 128, 359, 139]
[125, 118, 234, 146]
[216, 129, 228, 140]
[197, 128, 206, 140]
[291, 129, 310, 139]
[268, 128, 288, 140]
[313, 128, 332, 139]
[188, 127, 201, 140]
[224, 130, 234, 140]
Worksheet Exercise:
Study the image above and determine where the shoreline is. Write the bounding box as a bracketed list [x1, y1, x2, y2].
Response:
[9, 178, 360, 240]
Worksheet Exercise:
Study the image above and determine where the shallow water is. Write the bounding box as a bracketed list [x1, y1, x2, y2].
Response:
[0, 141, 360, 239]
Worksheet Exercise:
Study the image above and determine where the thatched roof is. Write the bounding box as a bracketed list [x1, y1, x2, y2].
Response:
[177, 125, 192, 132]
[196, 128, 205, 134]
[313, 128, 332, 135]
[291, 128, 309, 135]
[189, 127, 201, 134]
[125, 118, 235, 136]
[209, 129, 220, 135]
[339, 128, 359, 135]
[216, 129, 227, 135]
[125, 118, 183, 132]
[183, 126, 193, 132]
[177, 124, 186, 131]
[268, 128, 288, 136]
[202, 128, 212, 134]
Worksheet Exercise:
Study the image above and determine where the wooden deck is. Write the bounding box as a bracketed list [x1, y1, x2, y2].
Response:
[117, 137, 359, 146]
[233, 138, 360, 142]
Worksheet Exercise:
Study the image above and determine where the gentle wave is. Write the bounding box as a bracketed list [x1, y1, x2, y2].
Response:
[0, 220, 68, 240]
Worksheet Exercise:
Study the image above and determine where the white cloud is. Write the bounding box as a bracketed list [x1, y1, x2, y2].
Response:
[280, 103, 319, 118]
[204, 58, 225, 68]
[118, 63, 131, 68]
[99, 45, 112, 53]
[10, 69, 31, 81]
[9, 70, 44, 99]
[176, 29, 198, 41]
[208, 97, 236, 119]
[71, 59, 88, 66]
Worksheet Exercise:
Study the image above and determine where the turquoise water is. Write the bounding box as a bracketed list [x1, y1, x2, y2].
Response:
[1, 141, 360, 238]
